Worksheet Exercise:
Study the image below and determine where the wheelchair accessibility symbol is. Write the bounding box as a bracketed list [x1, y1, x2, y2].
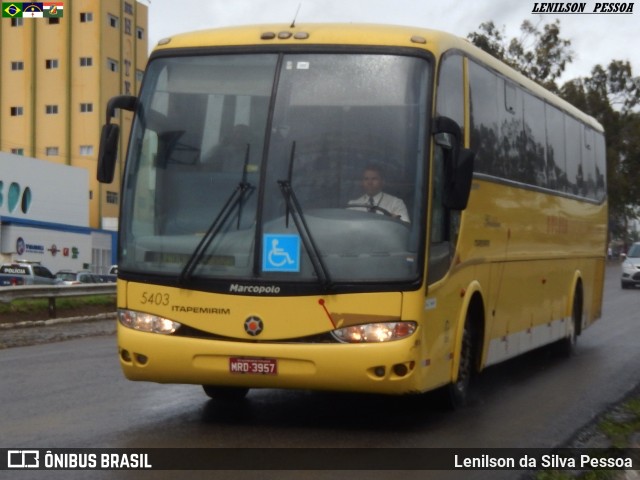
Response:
[262, 234, 300, 272]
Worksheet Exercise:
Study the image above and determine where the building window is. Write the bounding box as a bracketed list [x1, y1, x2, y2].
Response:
[136, 27, 144, 40]
[80, 12, 93, 22]
[45, 147, 59, 156]
[108, 14, 119, 28]
[80, 57, 93, 67]
[107, 58, 118, 72]
[106, 191, 119, 204]
[80, 103, 93, 113]
[10, 148, 24, 155]
[11, 18, 23, 27]
[136, 69, 144, 82]
[124, 2, 134, 14]
[80, 145, 94, 156]
[45, 105, 59, 114]
[48, 17, 60, 25]
[46, 59, 59, 69]
[124, 18, 131, 35]
[10, 106, 24, 116]
[11, 61, 24, 71]
[124, 81, 131, 95]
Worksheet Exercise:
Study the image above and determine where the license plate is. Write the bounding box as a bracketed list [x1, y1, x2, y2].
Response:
[229, 357, 278, 375]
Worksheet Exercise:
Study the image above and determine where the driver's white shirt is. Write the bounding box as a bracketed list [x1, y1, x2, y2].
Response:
[348, 192, 410, 223]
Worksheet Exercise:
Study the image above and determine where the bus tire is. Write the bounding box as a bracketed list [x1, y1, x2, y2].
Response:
[555, 282, 582, 357]
[445, 320, 476, 409]
[202, 385, 250, 400]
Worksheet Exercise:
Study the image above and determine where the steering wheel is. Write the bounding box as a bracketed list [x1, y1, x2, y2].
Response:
[346, 203, 395, 217]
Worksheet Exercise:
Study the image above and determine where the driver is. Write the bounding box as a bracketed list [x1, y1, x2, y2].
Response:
[348, 165, 410, 223]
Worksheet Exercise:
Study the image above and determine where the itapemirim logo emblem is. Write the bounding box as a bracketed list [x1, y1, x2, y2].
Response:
[244, 316, 264, 336]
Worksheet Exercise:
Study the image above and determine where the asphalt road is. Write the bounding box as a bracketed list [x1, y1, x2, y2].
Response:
[0, 263, 638, 480]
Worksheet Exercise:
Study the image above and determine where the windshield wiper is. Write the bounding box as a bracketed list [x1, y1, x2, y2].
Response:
[179, 145, 254, 284]
[277, 142, 333, 290]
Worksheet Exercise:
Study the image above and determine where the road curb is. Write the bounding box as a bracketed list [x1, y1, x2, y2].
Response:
[0, 312, 117, 330]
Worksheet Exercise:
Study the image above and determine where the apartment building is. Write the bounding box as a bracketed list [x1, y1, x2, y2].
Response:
[0, 0, 148, 229]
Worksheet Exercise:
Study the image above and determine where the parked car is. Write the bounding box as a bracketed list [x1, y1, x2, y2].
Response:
[55, 270, 103, 285]
[98, 274, 117, 283]
[621, 242, 640, 289]
[0, 262, 58, 286]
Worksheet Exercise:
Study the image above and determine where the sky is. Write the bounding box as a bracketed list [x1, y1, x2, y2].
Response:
[144, 0, 639, 84]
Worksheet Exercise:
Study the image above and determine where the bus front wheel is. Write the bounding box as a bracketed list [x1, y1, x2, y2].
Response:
[446, 321, 476, 408]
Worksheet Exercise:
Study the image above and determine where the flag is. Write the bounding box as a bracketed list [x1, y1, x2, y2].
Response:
[43, 1, 62, 18]
[22, 2, 43, 17]
[1, 3, 22, 17]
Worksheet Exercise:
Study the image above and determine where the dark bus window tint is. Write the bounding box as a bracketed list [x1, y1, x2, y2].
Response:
[504, 82, 517, 114]
[522, 92, 547, 187]
[436, 53, 464, 132]
[431, 53, 465, 284]
[545, 104, 566, 191]
[564, 116, 582, 196]
[582, 127, 597, 199]
[499, 79, 523, 182]
[594, 133, 606, 201]
[469, 61, 500, 176]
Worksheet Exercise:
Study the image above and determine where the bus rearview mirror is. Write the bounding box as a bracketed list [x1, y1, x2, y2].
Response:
[97, 124, 120, 184]
[443, 148, 474, 210]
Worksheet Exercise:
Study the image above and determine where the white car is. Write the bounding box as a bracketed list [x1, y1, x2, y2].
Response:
[621, 242, 640, 289]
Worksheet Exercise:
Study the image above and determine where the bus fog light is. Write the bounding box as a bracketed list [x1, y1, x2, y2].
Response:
[135, 353, 148, 365]
[331, 321, 417, 343]
[393, 363, 409, 377]
[118, 309, 181, 334]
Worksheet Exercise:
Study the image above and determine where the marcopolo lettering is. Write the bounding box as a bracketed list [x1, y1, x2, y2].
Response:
[229, 284, 281, 294]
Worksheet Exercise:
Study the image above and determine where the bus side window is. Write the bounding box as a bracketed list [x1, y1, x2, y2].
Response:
[429, 53, 464, 284]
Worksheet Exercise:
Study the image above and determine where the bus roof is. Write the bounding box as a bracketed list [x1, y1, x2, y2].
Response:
[153, 23, 603, 132]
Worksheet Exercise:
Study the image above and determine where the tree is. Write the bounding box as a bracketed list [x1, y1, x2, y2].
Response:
[467, 19, 573, 91]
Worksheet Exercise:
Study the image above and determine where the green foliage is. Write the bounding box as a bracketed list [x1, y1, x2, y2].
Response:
[597, 397, 640, 449]
[0, 295, 115, 316]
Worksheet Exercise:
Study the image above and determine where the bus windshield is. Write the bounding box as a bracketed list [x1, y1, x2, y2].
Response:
[121, 52, 430, 287]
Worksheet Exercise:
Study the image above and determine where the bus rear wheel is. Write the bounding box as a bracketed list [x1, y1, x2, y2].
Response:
[555, 283, 582, 357]
[202, 385, 250, 400]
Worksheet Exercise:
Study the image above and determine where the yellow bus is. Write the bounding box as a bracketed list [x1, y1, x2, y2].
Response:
[98, 24, 607, 406]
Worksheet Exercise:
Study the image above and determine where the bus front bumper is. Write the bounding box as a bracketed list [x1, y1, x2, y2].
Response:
[117, 324, 426, 395]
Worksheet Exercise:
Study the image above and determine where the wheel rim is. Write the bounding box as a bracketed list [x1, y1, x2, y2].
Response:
[455, 326, 473, 393]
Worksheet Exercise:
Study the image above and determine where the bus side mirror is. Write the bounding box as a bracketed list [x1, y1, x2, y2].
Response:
[434, 116, 475, 211]
[97, 124, 120, 183]
[97, 95, 137, 184]
[444, 149, 474, 210]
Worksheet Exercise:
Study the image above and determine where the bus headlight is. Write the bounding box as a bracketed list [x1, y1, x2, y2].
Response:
[118, 309, 181, 335]
[331, 321, 417, 343]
